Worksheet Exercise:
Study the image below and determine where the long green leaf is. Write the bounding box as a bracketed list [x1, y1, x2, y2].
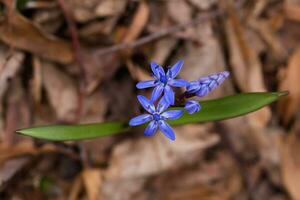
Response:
[17, 92, 287, 141]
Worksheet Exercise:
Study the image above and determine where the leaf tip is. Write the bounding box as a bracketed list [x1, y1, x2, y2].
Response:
[277, 91, 289, 97]
[15, 128, 31, 136]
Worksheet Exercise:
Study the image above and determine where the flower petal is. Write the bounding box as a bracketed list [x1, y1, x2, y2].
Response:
[129, 114, 152, 126]
[184, 100, 201, 114]
[167, 60, 184, 78]
[150, 62, 165, 79]
[164, 85, 175, 105]
[161, 110, 183, 120]
[137, 95, 155, 113]
[156, 97, 170, 113]
[150, 85, 164, 102]
[158, 120, 175, 141]
[186, 81, 200, 93]
[168, 79, 189, 87]
[136, 80, 157, 89]
[195, 86, 210, 97]
[144, 121, 158, 136]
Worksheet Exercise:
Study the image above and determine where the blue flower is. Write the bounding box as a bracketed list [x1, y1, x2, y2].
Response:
[186, 71, 230, 97]
[136, 60, 189, 105]
[129, 95, 183, 141]
[184, 100, 201, 114]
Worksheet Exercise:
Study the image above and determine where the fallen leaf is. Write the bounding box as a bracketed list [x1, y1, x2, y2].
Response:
[179, 19, 233, 99]
[0, 11, 74, 64]
[222, 0, 271, 128]
[0, 47, 24, 100]
[150, 38, 177, 65]
[71, 0, 127, 22]
[95, 0, 127, 18]
[284, 0, 300, 22]
[187, 0, 217, 10]
[126, 59, 152, 81]
[3, 78, 30, 145]
[31, 56, 42, 106]
[277, 47, 300, 125]
[82, 168, 102, 200]
[0, 157, 30, 190]
[122, 1, 149, 44]
[167, 0, 192, 24]
[105, 124, 219, 180]
[68, 175, 83, 200]
[42, 61, 78, 122]
[281, 123, 300, 200]
[102, 178, 146, 200]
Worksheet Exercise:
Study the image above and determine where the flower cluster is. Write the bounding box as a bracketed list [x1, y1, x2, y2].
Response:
[129, 60, 229, 141]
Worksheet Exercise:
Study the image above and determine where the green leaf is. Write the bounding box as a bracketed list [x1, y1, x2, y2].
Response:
[17, 92, 287, 141]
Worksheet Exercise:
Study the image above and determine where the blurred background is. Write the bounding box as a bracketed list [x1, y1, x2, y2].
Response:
[0, 0, 300, 199]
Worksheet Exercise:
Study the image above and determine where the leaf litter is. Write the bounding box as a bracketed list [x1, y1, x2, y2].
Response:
[0, 0, 299, 199]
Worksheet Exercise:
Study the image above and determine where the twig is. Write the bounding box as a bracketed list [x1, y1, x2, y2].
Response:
[95, 8, 223, 56]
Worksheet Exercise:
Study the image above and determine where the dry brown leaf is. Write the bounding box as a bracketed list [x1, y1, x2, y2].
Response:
[0, 48, 24, 100]
[71, 0, 127, 22]
[95, 0, 127, 18]
[121, 1, 150, 81]
[167, 0, 192, 24]
[122, 1, 149, 44]
[68, 175, 83, 200]
[284, 1, 300, 22]
[3, 78, 30, 145]
[0, 11, 74, 64]
[82, 169, 102, 200]
[102, 178, 146, 200]
[278, 48, 300, 125]
[31, 56, 42, 105]
[179, 19, 233, 99]
[126, 59, 152, 81]
[222, 0, 271, 128]
[151, 38, 177, 64]
[105, 124, 219, 180]
[0, 157, 30, 189]
[42, 61, 78, 121]
[163, 185, 227, 200]
[249, 19, 286, 60]
[187, 0, 217, 10]
[0, 141, 57, 165]
[281, 124, 300, 200]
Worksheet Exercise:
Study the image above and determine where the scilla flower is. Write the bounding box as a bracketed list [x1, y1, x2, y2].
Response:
[136, 60, 188, 105]
[186, 71, 230, 97]
[129, 95, 183, 141]
[184, 100, 201, 114]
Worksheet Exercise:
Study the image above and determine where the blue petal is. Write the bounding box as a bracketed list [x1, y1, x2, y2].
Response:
[168, 79, 189, 87]
[144, 121, 158, 136]
[137, 95, 155, 113]
[186, 81, 200, 93]
[129, 114, 153, 126]
[164, 85, 175, 105]
[150, 85, 164, 102]
[167, 60, 184, 78]
[136, 80, 157, 89]
[195, 86, 209, 97]
[156, 97, 170, 113]
[150, 62, 165, 79]
[184, 100, 201, 114]
[161, 110, 183, 120]
[158, 120, 175, 141]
